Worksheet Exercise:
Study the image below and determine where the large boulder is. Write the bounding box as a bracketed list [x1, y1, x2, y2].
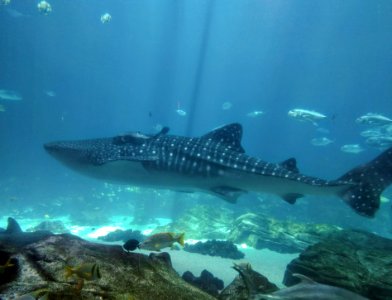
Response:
[153, 205, 234, 240]
[284, 229, 392, 300]
[0, 234, 216, 299]
[228, 213, 341, 253]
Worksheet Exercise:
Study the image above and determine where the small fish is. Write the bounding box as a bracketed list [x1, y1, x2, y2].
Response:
[255, 273, 369, 299]
[100, 13, 112, 24]
[6, 8, 26, 18]
[316, 127, 330, 134]
[65, 263, 101, 281]
[0, 89, 22, 101]
[247, 111, 264, 118]
[123, 239, 140, 252]
[310, 137, 333, 146]
[340, 144, 365, 154]
[139, 232, 185, 251]
[365, 136, 392, 149]
[176, 109, 187, 116]
[0, 104, 5, 112]
[44, 90, 56, 97]
[356, 113, 392, 126]
[37, 1, 52, 15]
[360, 129, 382, 138]
[222, 102, 232, 110]
[288, 109, 327, 126]
[0, 258, 14, 273]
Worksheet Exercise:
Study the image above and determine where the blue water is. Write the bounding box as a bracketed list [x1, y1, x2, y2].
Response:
[1, 1, 392, 235]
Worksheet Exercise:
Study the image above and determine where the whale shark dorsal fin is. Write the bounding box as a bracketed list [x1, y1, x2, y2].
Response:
[6, 217, 22, 234]
[202, 123, 245, 153]
[280, 158, 299, 173]
[293, 273, 317, 284]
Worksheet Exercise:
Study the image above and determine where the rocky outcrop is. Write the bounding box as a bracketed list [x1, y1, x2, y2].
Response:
[219, 262, 278, 300]
[153, 205, 234, 240]
[284, 229, 392, 300]
[182, 269, 224, 297]
[228, 213, 341, 253]
[0, 233, 215, 299]
[184, 240, 245, 259]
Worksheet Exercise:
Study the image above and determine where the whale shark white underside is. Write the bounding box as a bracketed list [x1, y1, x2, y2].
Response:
[44, 123, 392, 218]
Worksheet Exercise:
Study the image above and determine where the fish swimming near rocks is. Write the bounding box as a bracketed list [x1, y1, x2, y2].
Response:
[255, 273, 369, 300]
[65, 262, 101, 281]
[138, 232, 185, 251]
[44, 123, 392, 218]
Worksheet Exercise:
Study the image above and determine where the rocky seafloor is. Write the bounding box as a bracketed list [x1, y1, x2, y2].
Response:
[1, 215, 392, 299]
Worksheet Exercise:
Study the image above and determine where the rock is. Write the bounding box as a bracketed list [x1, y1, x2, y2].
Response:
[153, 204, 234, 239]
[98, 229, 145, 242]
[0, 217, 53, 251]
[228, 213, 341, 253]
[219, 262, 278, 300]
[0, 234, 216, 299]
[184, 240, 245, 259]
[182, 269, 224, 297]
[27, 220, 69, 234]
[284, 229, 392, 300]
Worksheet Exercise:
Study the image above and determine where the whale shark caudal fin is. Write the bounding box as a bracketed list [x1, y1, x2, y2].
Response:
[338, 146, 392, 217]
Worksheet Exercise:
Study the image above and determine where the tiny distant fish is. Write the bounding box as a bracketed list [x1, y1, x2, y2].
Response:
[44, 90, 56, 97]
[310, 137, 333, 146]
[65, 263, 101, 281]
[37, 1, 52, 15]
[176, 109, 187, 117]
[341, 144, 365, 154]
[316, 127, 330, 134]
[365, 136, 392, 149]
[139, 232, 185, 251]
[6, 8, 26, 18]
[288, 109, 327, 126]
[247, 111, 264, 118]
[100, 13, 112, 24]
[222, 102, 232, 110]
[123, 239, 140, 252]
[0, 89, 22, 101]
[360, 129, 382, 138]
[356, 113, 392, 126]
[1, 0, 11, 5]
[0, 104, 5, 112]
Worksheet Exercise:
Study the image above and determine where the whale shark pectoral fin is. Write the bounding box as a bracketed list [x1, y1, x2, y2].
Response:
[281, 193, 304, 204]
[6, 217, 22, 234]
[210, 186, 247, 203]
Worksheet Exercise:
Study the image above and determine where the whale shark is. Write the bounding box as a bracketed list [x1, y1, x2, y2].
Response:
[44, 123, 392, 217]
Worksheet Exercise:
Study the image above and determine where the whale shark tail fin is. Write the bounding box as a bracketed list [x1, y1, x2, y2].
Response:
[338, 147, 392, 217]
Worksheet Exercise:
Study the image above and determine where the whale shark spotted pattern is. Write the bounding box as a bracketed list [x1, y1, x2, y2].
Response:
[44, 123, 392, 217]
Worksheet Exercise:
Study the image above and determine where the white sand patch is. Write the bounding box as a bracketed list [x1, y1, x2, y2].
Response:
[87, 226, 124, 239]
[139, 247, 298, 288]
